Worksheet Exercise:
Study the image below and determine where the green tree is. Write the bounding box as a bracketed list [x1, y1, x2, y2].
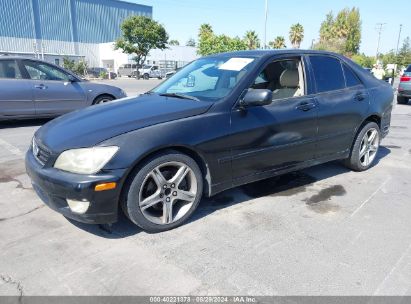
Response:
[197, 24, 247, 56]
[289, 23, 304, 48]
[63, 57, 75, 72]
[317, 8, 361, 55]
[169, 39, 180, 46]
[198, 23, 215, 56]
[351, 53, 375, 68]
[244, 30, 260, 50]
[186, 38, 196, 47]
[314, 38, 347, 54]
[269, 36, 286, 49]
[381, 50, 397, 68]
[397, 37, 411, 68]
[115, 16, 168, 73]
[319, 12, 335, 42]
[63, 57, 88, 77]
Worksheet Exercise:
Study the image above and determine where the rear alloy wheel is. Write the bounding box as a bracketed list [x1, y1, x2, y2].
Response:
[344, 122, 380, 171]
[143, 74, 149, 80]
[397, 96, 408, 104]
[123, 152, 203, 232]
[93, 95, 114, 105]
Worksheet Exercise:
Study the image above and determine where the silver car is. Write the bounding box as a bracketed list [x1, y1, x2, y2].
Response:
[398, 64, 411, 104]
[0, 57, 127, 120]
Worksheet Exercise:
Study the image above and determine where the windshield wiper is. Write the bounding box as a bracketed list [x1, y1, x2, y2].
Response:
[159, 93, 200, 101]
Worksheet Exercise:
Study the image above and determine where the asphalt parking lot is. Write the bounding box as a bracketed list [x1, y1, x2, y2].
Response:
[0, 79, 410, 296]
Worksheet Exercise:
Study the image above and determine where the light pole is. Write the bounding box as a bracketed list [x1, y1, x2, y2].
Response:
[264, 0, 268, 49]
[396, 24, 403, 56]
[375, 22, 386, 60]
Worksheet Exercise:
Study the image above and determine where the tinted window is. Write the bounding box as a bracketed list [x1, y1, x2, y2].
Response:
[406, 65, 411, 72]
[342, 64, 361, 87]
[0, 60, 22, 79]
[310, 56, 345, 92]
[24, 61, 69, 81]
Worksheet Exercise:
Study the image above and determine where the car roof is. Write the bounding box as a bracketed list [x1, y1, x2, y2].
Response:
[205, 49, 343, 59]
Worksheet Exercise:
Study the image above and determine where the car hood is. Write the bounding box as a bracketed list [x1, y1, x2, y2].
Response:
[35, 94, 212, 152]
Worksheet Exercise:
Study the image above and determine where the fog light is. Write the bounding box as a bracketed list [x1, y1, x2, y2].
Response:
[67, 199, 90, 214]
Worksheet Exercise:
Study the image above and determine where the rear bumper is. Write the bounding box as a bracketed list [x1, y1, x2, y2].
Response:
[25, 150, 127, 224]
[398, 84, 411, 97]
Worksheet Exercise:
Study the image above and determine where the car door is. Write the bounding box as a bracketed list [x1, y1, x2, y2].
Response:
[229, 56, 318, 183]
[308, 55, 369, 159]
[21, 60, 87, 116]
[0, 59, 35, 117]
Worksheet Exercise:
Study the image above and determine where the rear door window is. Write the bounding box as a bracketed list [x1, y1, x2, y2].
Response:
[342, 64, 361, 87]
[310, 56, 345, 93]
[0, 60, 22, 79]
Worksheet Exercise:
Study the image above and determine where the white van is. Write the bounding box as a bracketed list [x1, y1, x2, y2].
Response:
[118, 63, 138, 77]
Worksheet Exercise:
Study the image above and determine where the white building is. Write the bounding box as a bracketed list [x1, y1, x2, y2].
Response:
[98, 43, 199, 73]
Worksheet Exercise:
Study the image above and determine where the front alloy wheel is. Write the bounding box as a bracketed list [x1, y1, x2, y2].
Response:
[139, 162, 197, 225]
[122, 151, 203, 232]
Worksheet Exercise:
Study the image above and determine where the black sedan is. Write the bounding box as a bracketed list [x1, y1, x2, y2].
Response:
[26, 50, 393, 232]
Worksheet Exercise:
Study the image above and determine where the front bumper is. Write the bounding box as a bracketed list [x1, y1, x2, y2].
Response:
[25, 150, 127, 224]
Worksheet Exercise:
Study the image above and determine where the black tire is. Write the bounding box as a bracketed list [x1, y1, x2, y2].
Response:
[397, 96, 408, 104]
[143, 73, 149, 80]
[121, 151, 203, 232]
[93, 95, 114, 105]
[343, 122, 380, 171]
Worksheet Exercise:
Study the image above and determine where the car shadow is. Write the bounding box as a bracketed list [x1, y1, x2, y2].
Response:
[0, 118, 52, 129]
[66, 211, 142, 239]
[67, 147, 392, 238]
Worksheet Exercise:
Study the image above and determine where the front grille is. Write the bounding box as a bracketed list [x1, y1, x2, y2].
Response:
[32, 139, 51, 166]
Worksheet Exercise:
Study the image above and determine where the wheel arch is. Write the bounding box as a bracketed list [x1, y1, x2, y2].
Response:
[354, 114, 381, 137]
[92, 93, 116, 105]
[348, 114, 382, 154]
[120, 145, 212, 201]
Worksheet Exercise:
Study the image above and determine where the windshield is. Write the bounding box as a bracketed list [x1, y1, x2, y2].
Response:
[152, 57, 256, 102]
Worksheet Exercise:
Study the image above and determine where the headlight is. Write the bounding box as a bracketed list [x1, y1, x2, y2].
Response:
[54, 146, 119, 174]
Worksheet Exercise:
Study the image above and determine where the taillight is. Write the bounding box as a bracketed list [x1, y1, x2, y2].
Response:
[400, 76, 411, 82]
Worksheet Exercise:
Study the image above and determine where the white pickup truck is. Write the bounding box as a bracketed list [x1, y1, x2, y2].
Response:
[136, 65, 165, 80]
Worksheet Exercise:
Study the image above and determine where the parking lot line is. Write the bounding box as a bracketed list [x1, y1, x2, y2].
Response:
[373, 241, 411, 295]
[350, 176, 391, 217]
[0, 138, 23, 157]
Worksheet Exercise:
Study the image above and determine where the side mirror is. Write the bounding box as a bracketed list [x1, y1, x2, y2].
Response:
[240, 89, 273, 107]
[68, 75, 77, 82]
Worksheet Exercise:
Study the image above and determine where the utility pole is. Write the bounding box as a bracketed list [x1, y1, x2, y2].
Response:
[264, 0, 268, 49]
[396, 24, 403, 55]
[375, 23, 386, 60]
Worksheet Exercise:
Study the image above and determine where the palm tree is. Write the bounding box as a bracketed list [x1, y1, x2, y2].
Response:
[199, 24, 213, 37]
[289, 23, 304, 48]
[269, 36, 286, 49]
[244, 30, 260, 50]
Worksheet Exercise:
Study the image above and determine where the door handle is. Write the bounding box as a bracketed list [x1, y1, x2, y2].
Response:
[355, 92, 365, 101]
[296, 101, 316, 111]
[34, 84, 47, 90]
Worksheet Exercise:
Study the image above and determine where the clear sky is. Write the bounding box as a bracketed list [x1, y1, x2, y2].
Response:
[129, 0, 410, 56]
